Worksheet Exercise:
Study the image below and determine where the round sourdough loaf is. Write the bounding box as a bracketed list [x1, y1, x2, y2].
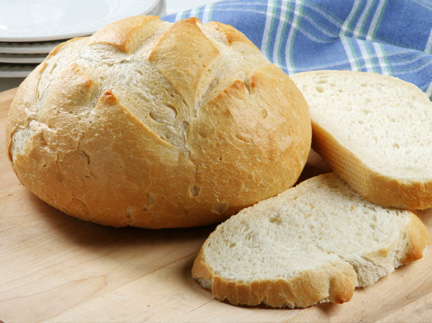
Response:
[5, 16, 311, 228]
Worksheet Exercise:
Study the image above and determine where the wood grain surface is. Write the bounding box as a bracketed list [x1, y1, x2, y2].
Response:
[1, 88, 432, 322]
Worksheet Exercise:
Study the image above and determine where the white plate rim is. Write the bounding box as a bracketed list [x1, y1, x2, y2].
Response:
[0, 40, 61, 54]
[0, 53, 46, 64]
[0, 63, 38, 77]
[0, 0, 166, 78]
[0, 0, 161, 42]
[0, 0, 165, 54]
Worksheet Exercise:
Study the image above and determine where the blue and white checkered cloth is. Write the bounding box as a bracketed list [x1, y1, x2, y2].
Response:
[163, 0, 432, 99]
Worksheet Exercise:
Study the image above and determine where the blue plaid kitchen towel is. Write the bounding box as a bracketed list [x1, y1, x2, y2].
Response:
[163, 0, 432, 99]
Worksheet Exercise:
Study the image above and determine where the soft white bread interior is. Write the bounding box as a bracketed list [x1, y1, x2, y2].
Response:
[192, 173, 430, 308]
[291, 70, 432, 210]
[5, 16, 311, 228]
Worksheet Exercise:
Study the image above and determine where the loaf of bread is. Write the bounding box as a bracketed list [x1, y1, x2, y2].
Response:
[291, 70, 432, 210]
[5, 16, 311, 228]
[192, 173, 430, 308]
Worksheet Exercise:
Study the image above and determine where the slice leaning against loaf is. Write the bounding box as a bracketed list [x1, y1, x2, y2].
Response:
[192, 173, 430, 308]
[290, 70, 432, 209]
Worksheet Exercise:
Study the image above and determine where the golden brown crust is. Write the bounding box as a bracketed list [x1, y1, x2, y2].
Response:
[6, 62, 45, 162]
[402, 212, 431, 263]
[48, 37, 86, 57]
[206, 21, 256, 46]
[192, 248, 356, 308]
[6, 16, 311, 228]
[90, 15, 160, 52]
[188, 64, 311, 216]
[148, 17, 220, 108]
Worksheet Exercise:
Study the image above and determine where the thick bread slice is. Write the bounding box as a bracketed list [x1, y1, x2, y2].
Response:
[192, 173, 430, 308]
[290, 70, 432, 210]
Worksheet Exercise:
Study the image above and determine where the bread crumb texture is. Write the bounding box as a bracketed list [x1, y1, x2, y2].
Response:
[5, 16, 311, 228]
[192, 173, 430, 308]
[291, 70, 432, 209]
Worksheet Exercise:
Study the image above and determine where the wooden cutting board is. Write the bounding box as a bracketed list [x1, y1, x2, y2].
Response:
[1, 88, 432, 322]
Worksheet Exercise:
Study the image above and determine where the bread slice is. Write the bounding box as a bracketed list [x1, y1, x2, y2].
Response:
[192, 173, 430, 308]
[290, 70, 432, 210]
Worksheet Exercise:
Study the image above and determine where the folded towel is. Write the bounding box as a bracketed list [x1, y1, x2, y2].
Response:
[163, 0, 432, 99]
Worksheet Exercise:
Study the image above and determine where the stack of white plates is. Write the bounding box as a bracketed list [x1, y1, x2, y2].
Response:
[0, 0, 166, 78]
